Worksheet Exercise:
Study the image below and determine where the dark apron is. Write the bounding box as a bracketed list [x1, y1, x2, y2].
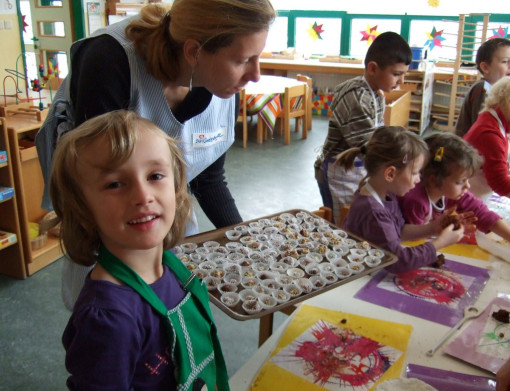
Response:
[97, 245, 230, 391]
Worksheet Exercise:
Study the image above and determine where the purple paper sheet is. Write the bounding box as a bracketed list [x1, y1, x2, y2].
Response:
[406, 364, 495, 391]
[444, 295, 510, 374]
[354, 259, 490, 327]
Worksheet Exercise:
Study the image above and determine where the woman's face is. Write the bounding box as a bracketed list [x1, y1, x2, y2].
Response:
[195, 30, 268, 98]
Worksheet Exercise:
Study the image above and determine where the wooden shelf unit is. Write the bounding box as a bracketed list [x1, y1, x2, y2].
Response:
[6, 117, 62, 277]
[403, 67, 434, 135]
[0, 118, 26, 278]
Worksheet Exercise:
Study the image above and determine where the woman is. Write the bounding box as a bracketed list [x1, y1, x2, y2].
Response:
[36, 0, 275, 309]
[463, 76, 510, 201]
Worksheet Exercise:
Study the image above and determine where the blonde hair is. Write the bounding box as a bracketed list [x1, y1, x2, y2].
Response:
[50, 110, 191, 266]
[484, 76, 510, 110]
[335, 126, 429, 189]
[125, 0, 275, 82]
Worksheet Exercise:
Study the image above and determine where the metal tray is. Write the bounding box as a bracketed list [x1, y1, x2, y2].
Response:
[179, 209, 397, 320]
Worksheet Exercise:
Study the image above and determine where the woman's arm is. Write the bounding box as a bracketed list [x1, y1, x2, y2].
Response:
[189, 153, 243, 228]
[70, 35, 131, 126]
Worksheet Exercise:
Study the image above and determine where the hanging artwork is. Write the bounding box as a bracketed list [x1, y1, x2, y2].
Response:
[424, 27, 446, 51]
[444, 295, 510, 374]
[354, 258, 489, 327]
[360, 25, 380, 45]
[307, 21, 325, 41]
[250, 304, 412, 390]
[489, 26, 509, 39]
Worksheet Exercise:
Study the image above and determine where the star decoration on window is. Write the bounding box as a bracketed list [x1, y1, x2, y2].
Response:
[488, 26, 509, 39]
[307, 21, 325, 41]
[424, 27, 445, 51]
[360, 25, 380, 45]
[22, 14, 29, 33]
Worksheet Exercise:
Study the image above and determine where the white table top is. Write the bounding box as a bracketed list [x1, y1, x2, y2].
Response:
[245, 75, 306, 95]
[229, 251, 508, 390]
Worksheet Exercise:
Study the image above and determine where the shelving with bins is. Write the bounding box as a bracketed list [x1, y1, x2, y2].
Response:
[430, 14, 490, 131]
[0, 118, 26, 278]
[7, 117, 62, 276]
[403, 66, 434, 135]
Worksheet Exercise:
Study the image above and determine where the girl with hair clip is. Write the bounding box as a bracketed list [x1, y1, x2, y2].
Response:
[51, 111, 229, 391]
[340, 127, 468, 273]
[36, 0, 276, 310]
[399, 132, 510, 243]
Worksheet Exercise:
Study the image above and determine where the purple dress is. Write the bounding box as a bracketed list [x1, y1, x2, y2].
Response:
[342, 191, 436, 273]
[62, 265, 186, 390]
[398, 182, 500, 233]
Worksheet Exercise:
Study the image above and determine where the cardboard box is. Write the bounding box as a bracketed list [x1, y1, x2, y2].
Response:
[384, 90, 411, 127]
[0, 230, 17, 250]
[0, 186, 14, 201]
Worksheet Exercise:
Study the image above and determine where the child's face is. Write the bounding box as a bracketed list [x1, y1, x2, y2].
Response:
[76, 130, 177, 257]
[481, 45, 510, 85]
[436, 168, 471, 201]
[372, 62, 409, 92]
[393, 154, 425, 196]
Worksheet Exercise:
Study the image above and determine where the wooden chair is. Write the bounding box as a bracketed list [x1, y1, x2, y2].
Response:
[296, 74, 313, 132]
[280, 83, 307, 145]
[236, 88, 249, 148]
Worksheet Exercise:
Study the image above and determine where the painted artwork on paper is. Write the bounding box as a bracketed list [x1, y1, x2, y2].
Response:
[445, 295, 510, 374]
[354, 258, 489, 327]
[270, 320, 402, 390]
[250, 304, 412, 391]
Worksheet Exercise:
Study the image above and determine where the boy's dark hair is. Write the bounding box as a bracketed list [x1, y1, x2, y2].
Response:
[476, 38, 510, 74]
[364, 31, 412, 69]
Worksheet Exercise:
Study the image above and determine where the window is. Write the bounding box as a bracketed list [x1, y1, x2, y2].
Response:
[350, 18, 401, 58]
[294, 17, 342, 57]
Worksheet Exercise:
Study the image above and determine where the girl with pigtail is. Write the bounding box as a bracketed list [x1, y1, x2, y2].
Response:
[339, 126, 472, 273]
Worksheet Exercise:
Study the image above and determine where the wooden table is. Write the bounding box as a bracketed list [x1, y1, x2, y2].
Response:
[244, 75, 307, 143]
[229, 244, 505, 389]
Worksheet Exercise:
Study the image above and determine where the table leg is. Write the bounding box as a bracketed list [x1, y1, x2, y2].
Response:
[258, 313, 274, 347]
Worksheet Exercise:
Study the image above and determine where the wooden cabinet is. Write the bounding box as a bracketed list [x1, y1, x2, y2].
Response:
[5, 116, 62, 277]
[0, 118, 26, 278]
[403, 67, 434, 135]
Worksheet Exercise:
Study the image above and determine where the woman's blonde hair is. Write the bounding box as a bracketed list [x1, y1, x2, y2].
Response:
[50, 110, 191, 266]
[485, 76, 510, 110]
[335, 126, 429, 188]
[125, 0, 275, 82]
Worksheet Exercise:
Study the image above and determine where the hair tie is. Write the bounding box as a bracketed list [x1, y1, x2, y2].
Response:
[434, 147, 444, 162]
[402, 153, 408, 164]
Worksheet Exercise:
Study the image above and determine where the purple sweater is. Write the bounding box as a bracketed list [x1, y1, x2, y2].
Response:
[398, 182, 500, 233]
[342, 191, 436, 273]
[62, 265, 186, 391]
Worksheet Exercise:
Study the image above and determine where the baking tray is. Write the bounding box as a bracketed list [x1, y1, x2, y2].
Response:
[178, 209, 397, 320]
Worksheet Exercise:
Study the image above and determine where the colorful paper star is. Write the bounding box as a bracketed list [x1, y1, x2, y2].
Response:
[488, 26, 509, 39]
[424, 27, 445, 51]
[22, 15, 29, 33]
[428, 0, 440, 7]
[307, 21, 324, 41]
[360, 25, 380, 45]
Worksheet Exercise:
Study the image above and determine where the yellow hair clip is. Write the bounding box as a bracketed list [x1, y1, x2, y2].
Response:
[434, 147, 444, 162]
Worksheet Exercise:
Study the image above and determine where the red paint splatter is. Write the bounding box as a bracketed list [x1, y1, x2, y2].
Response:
[293, 321, 391, 387]
[394, 269, 466, 304]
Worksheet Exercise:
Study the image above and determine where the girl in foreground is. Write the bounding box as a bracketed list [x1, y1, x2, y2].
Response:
[340, 126, 467, 273]
[51, 110, 229, 390]
[399, 132, 510, 242]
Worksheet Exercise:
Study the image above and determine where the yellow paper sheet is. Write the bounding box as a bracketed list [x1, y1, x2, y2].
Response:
[250, 304, 412, 391]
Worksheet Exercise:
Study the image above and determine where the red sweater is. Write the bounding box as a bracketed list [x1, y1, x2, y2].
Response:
[464, 107, 510, 197]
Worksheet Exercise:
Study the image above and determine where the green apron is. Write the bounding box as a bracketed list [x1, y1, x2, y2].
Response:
[97, 245, 230, 391]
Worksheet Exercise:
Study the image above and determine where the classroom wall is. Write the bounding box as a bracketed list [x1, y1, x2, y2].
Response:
[272, 0, 507, 16]
[0, 11, 23, 98]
